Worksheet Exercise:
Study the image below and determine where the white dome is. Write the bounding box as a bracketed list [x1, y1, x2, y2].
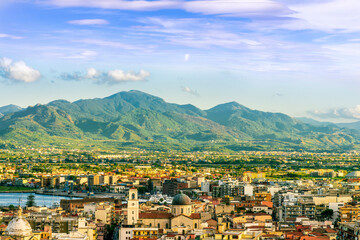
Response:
[346, 171, 360, 178]
[5, 207, 32, 237]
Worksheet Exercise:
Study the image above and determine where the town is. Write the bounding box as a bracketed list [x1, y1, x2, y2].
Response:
[0, 150, 360, 239]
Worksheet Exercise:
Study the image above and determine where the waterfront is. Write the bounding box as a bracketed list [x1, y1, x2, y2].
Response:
[0, 192, 80, 207]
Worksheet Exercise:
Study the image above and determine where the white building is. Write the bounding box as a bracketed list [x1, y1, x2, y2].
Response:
[127, 188, 139, 225]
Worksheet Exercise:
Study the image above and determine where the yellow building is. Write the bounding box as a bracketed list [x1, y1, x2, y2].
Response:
[133, 229, 158, 239]
[95, 203, 114, 224]
[340, 202, 360, 222]
[255, 192, 272, 202]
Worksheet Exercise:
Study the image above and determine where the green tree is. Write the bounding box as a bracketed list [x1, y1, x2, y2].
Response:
[321, 209, 334, 220]
[9, 205, 15, 211]
[26, 194, 36, 208]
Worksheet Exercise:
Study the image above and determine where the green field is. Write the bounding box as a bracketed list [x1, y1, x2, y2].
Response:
[0, 186, 35, 192]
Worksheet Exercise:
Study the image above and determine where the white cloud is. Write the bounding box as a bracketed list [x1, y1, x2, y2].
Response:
[40, 0, 292, 17]
[289, 0, 360, 32]
[309, 105, 360, 120]
[63, 50, 98, 59]
[68, 19, 109, 25]
[40, 0, 178, 11]
[0, 57, 40, 83]
[85, 68, 98, 78]
[184, 53, 190, 61]
[60, 68, 150, 84]
[181, 86, 199, 96]
[183, 0, 293, 17]
[107, 69, 150, 82]
[75, 39, 140, 50]
[0, 33, 23, 39]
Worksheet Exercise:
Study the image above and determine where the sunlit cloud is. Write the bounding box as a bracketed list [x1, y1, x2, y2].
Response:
[0, 57, 40, 83]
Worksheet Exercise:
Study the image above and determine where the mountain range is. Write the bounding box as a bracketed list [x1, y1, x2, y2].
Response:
[0, 90, 359, 152]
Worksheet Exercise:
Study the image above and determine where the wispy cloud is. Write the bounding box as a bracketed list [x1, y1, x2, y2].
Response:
[60, 68, 150, 84]
[183, 0, 293, 17]
[39, 0, 179, 11]
[68, 19, 109, 25]
[0, 33, 23, 39]
[75, 39, 140, 50]
[39, 0, 293, 18]
[0, 57, 40, 83]
[289, 0, 360, 32]
[309, 105, 360, 120]
[63, 50, 98, 59]
[181, 86, 199, 96]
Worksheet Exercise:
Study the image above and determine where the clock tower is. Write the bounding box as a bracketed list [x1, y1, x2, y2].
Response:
[127, 188, 139, 225]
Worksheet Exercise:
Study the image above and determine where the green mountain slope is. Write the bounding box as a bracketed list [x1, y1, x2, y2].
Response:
[0, 91, 359, 151]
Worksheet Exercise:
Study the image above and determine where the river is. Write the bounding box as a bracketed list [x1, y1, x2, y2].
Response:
[0, 192, 81, 207]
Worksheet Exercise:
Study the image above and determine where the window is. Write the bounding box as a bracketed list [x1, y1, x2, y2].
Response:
[166, 223, 169, 229]
[181, 208, 184, 214]
[195, 223, 197, 228]
[158, 223, 160, 228]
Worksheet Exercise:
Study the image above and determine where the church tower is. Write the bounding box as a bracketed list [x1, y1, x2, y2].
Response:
[127, 188, 139, 225]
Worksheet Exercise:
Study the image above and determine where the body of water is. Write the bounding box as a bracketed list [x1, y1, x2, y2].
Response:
[0, 193, 80, 207]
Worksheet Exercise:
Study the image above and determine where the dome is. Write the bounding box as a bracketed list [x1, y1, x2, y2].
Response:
[5, 207, 33, 237]
[346, 171, 360, 178]
[172, 193, 191, 205]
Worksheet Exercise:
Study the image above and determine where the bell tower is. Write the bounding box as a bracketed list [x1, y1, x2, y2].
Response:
[127, 188, 139, 225]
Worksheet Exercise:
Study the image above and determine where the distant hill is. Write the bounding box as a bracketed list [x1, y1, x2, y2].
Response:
[337, 121, 360, 130]
[0, 104, 23, 117]
[297, 117, 360, 131]
[0, 90, 359, 151]
[296, 117, 337, 127]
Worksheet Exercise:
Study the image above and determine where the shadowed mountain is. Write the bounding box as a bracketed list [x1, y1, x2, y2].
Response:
[337, 121, 360, 130]
[0, 104, 23, 117]
[0, 90, 359, 151]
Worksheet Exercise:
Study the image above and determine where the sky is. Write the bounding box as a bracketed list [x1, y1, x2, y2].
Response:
[1, 0, 360, 123]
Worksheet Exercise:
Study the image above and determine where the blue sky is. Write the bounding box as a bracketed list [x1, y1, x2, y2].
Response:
[1, 0, 360, 122]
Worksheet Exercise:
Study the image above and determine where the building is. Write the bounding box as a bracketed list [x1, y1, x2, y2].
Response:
[3, 206, 35, 240]
[163, 179, 188, 196]
[338, 221, 360, 240]
[119, 227, 158, 240]
[127, 188, 139, 225]
[171, 193, 192, 216]
[95, 203, 114, 225]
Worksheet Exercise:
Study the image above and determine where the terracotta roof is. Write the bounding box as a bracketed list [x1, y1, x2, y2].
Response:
[325, 228, 336, 233]
[139, 212, 173, 219]
[189, 213, 201, 219]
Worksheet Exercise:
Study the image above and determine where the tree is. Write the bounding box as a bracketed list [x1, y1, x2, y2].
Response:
[26, 194, 36, 208]
[9, 205, 15, 211]
[321, 209, 334, 220]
